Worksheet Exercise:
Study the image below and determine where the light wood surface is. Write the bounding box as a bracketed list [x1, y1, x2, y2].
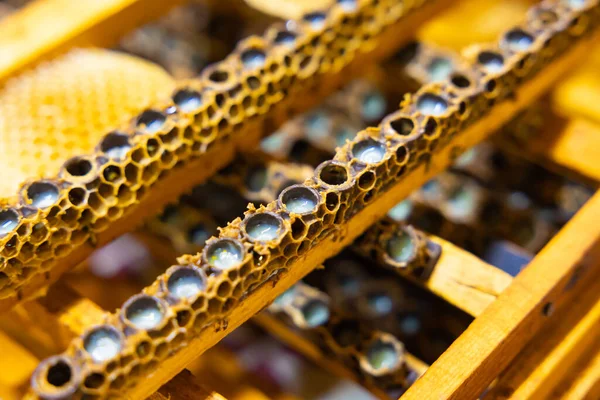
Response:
[417, 236, 511, 317]
[485, 261, 600, 399]
[0, 0, 185, 84]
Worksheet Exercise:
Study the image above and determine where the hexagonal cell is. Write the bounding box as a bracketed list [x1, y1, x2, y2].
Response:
[32, 355, 78, 398]
[303, 12, 327, 30]
[167, 266, 206, 300]
[360, 90, 386, 121]
[0, 208, 19, 237]
[136, 109, 167, 133]
[352, 139, 386, 164]
[64, 157, 94, 178]
[300, 299, 330, 327]
[123, 295, 166, 330]
[100, 132, 131, 159]
[83, 326, 123, 363]
[205, 239, 245, 270]
[416, 93, 448, 116]
[272, 30, 296, 47]
[386, 231, 416, 264]
[388, 116, 415, 136]
[241, 48, 266, 69]
[244, 212, 283, 242]
[366, 339, 402, 371]
[427, 57, 454, 81]
[173, 88, 203, 113]
[280, 185, 319, 215]
[477, 51, 504, 73]
[317, 162, 350, 186]
[504, 29, 534, 51]
[26, 182, 60, 209]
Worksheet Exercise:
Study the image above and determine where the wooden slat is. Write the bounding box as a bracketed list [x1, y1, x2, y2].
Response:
[557, 347, 600, 400]
[485, 260, 600, 399]
[0, 281, 106, 357]
[400, 191, 600, 400]
[0, 331, 39, 400]
[149, 369, 228, 400]
[0, 0, 185, 84]
[411, 236, 511, 317]
[552, 61, 600, 125]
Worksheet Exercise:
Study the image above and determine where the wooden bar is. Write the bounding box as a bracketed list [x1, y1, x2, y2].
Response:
[423, 236, 511, 317]
[485, 260, 600, 399]
[0, 0, 185, 83]
[149, 369, 228, 400]
[0, 331, 39, 400]
[558, 347, 600, 400]
[401, 191, 600, 400]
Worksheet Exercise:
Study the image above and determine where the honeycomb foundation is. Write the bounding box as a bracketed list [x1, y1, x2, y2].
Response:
[0, 0, 456, 309]
[28, 1, 600, 398]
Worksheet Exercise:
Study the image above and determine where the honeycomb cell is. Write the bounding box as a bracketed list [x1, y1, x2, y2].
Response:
[166, 266, 207, 300]
[172, 88, 203, 113]
[31, 355, 79, 399]
[416, 93, 448, 116]
[26, 182, 60, 209]
[122, 295, 167, 330]
[243, 212, 284, 242]
[363, 337, 404, 373]
[204, 239, 245, 270]
[83, 326, 124, 363]
[136, 110, 167, 134]
[316, 161, 350, 186]
[279, 185, 320, 215]
[503, 28, 535, 51]
[477, 51, 505, 73]
[300, 299, 330, 327]
[352, 139, 387, 164]
[0, 209, 19, 237]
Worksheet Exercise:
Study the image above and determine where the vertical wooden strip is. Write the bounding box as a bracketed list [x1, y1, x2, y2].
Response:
[401, 192, 600, 400]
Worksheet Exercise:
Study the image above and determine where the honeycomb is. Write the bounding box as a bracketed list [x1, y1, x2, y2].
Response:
[0, 49, 175, 199]
[0, 49, 175, 298]
[266, 281, 416, 394]
[213, 156, 442, 281]
[27, 0, 600, 397]
[0, 0, 441, 303]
